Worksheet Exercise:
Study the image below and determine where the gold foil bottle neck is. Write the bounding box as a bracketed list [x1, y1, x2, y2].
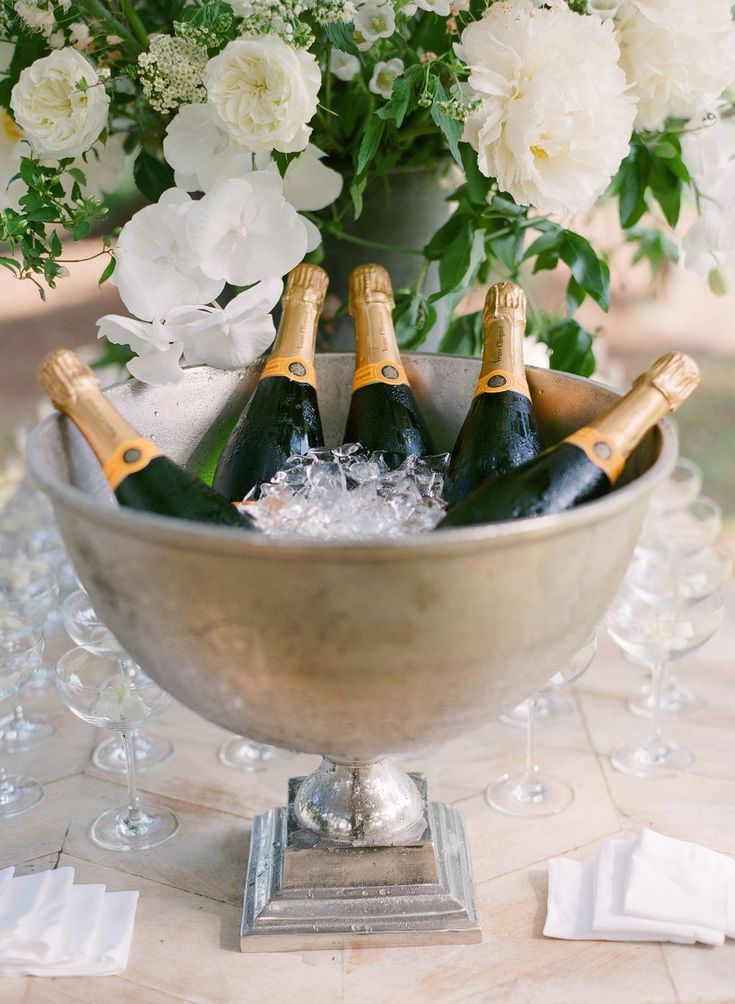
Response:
[633, 352, 700, 411]
[283, 263, 329, 309]
[349, 264, 395, 312]
[483, 282, 527, 325]
[38, 349, 100, 413]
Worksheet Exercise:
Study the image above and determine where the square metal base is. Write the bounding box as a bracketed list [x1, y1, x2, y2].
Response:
[240, 774, 481, 952]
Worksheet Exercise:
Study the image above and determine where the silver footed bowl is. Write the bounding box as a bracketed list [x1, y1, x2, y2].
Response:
[27, 353, 676, 844]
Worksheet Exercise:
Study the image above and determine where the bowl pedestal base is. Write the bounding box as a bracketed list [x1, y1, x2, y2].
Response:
[240, 774, 481, 952]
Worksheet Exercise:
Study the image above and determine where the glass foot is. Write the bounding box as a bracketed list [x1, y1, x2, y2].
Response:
[0, 773, 44, 818]
[500, 693, 576, 728]
[90, 803, 179, 851]
[485, 770, 574, 817]
[627, 684, 705, 719]
[609, 740, 694, 779]
[0, 712, 55, 753]
[92, 734, 173, 773]
[218, 736, 294, 773]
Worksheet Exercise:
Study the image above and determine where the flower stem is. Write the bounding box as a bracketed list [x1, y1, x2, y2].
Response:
[76, 0, 140, 51]
[316, 220, 423, 256]
[120, 0, 150, 49]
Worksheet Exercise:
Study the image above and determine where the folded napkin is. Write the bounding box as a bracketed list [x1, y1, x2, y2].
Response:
[545, 829, 735, 945]
[0, 867, 138, 977]
[624, 829, 735, 938]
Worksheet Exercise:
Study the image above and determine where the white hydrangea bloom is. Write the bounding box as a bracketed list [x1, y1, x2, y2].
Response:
[111, 189, 225, 322]
[369, 58, 404, 100]
[329, 49, 360, 82]
[282, 144, 343, 211]
[353, 2, 395, 51]
[616, 0, 735, 131]
[10, 48, 110, 159]
[163, 102, 259, 192]
[97, 312, 187, 385]
[205, 35, 321, 153]
[185, 173, 311, 286]
[456, 0, 636, 215]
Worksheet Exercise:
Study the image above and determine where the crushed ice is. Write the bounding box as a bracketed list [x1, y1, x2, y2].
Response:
[238, 444, 449, 541]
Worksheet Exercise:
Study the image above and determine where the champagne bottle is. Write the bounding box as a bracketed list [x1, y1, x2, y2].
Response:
[444, 282, 542, 505]
[439, 352, 699, 529]
[343, 264, 436, 467]
[38, 350, 254, 530]
[212, 263, 327, 501]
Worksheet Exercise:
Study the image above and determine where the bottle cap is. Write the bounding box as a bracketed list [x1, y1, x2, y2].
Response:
[483, 282, 527, 324]
[634, 352, 700, 411]
[38, 349, 100, 412]
[284, 263, 329, 308]
[348, 264, 395, 312]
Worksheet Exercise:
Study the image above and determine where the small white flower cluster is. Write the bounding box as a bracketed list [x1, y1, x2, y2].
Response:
[136, 34, 208, 114]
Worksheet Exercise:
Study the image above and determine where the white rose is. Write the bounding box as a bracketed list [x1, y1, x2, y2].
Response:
[456, 0, 636, 215]
[617, 0, 735, 131]
[205, 35, 321, 154]
[10, 48, 109, 160]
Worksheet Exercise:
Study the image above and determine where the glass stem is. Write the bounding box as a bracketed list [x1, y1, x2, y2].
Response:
[646, 662, 666, 748]
[523, 696, 539, 780]
[121, 730, 144, 828]
[0, 767, 15, 806]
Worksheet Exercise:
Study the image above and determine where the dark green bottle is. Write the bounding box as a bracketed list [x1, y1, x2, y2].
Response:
[444, 282, 542, 505]
[343, 264, 435, 466]
[38, 349, 253, 530]
[439, 352, 700, 529]
[213, 264, 327, 501]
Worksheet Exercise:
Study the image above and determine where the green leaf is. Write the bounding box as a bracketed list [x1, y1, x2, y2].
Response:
[393, 290, 437, 350]
[424, 211, 468, 261]
[323, 21, 360, 56]
[349, 175, 367, 219]
[355, 115, 385, 176]
[26, 207, 59, 223]
[430, 80, 463, 168]
[431, 224, 486, 304]
[459, 144, 490, 206]
[538, 318, 595, 377]
[558, 231, 609, 311]
[439, 311, 484, 356]
[626, 226, 679, 276]
[99, 256, 117, 286]
[133, 150, 175, 202]
[376, 76, 413, 127]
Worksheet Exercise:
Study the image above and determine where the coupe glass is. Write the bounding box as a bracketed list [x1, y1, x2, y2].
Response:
[486, 634, 597, 817]
[0, 612, 45, 818]
[637, 496, 722, 560]
[607, 591, 724, 779]
[218, 735, 295, 772]
[56, 648, 179, 851]
[0, 557, 58, 752]
[62, 590, 173, 772]
[647, 458, 702, 516]
[500, 692, 575, 729]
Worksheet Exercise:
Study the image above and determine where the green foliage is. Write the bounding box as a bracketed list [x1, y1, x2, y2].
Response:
[625, 226, 680, 276]
[613, 132, 690, 229]
[532, 317, 596, 378]
[133, 149, 175, 202]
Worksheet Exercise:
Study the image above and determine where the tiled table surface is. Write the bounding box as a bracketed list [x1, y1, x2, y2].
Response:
[2, 584, 734, 1004]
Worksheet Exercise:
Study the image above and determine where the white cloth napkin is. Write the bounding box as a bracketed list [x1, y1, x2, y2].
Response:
[543, 857, 695, 943]
[592, 839, 724, 946]
[0, 868, 138, 977]
[624, 828, 735, 938]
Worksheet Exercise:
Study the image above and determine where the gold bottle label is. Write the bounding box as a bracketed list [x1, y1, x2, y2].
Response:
[564, 427, 625, 484]
[260, 355, 317, 387]
[352, 359, 409, 392]
[473, 368, 532, 399]
[103, 438, 164, 491]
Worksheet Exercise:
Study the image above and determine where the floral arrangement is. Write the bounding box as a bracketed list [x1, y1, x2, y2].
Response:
[1, 0, 735, 383]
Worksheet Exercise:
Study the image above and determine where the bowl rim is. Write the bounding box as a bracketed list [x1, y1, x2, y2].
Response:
[26, 356, 679, 560]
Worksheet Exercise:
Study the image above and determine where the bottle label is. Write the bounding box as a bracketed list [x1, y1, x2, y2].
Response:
[473, 368, 531, 400]
[259, 356, 317, 387]
[352, 360, 409, 392]
[564, 427, 625, 484]
[103, 438, 164, 491]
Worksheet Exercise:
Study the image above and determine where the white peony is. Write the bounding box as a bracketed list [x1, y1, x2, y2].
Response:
[205, 35, 321, 154]
[616, 0, 735, 131]
[369, 58, 404, 100]
[185, 173, 311, 287]
[111, 189, 225, 322]
[10, 48, 110, 159]
[0, 109, 25, 211]
[456, 0, 636, 215]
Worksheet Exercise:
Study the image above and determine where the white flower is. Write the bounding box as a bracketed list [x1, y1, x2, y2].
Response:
[98, 313, 187, 384]
[0, 109, 25, 212]
[111, 189, 225, 322]
[205, 35, 321, 154]
[523, 335, 551, 369]
[403, 0, 452, 15]
[69, 22, 92, 51]
[456, 0, 636, 215]
[10, 48, 110, 159]
[229, 0, 254, 13]
[616, 0, 735, 131]
[67, 133, 127, 201]
[163, 102, 266, 192]
[682, 165, 735, 295]
[681, 116, 735, 198]
[137, 34, 208, 115]
[283, 144, 343, 211]
[329, 49, 360, 82]
[185, 173, 310, 286]
[14, 1, 54, 37]
[369, 58, 404, 100]
[353, 3, 395, 51]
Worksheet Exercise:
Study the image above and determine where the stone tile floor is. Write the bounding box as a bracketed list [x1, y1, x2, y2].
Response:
[0, 585, 733, 1003]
